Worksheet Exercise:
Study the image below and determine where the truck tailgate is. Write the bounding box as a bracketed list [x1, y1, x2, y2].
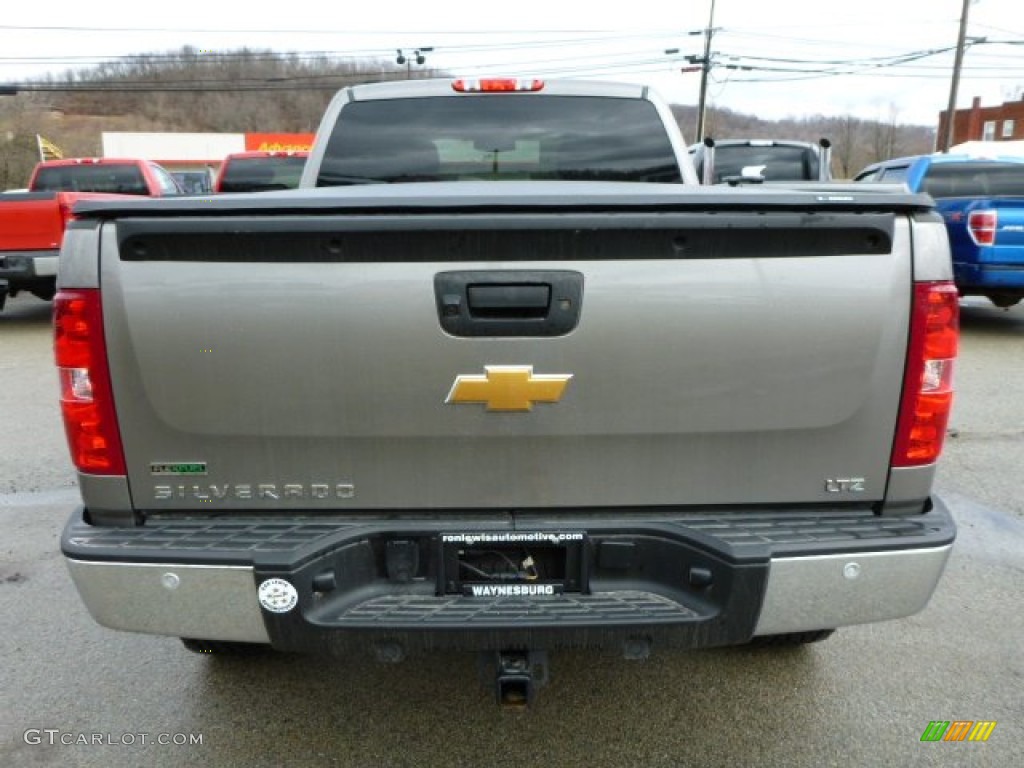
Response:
[95, 189, 913, 512]
[940, 197, 1024, 263]
[0, 193, 64, 250]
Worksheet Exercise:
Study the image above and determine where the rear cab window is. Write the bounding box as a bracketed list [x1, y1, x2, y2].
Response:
[921, 162, 1024, 197]
[700, 145, 819, 183]
[316, 95, 683, 186]
[150, 164, 183, 196]
[216, 155, 308, 193]
[32, 164, 150, 195]
[876, 167, 910, 185]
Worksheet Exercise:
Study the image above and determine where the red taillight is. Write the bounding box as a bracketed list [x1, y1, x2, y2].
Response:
[967, 209, 997, 246]
[892, 282, 959, 467]
[56, 193, 77, 230]
[54, 289, 126, 475]
[452, 78, 544, 93]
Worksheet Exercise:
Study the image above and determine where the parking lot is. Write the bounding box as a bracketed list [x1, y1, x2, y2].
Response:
[1, 291, 1022, 768]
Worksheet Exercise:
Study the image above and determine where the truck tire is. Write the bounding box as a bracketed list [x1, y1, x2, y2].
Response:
[985, 293, 1022, 309]
[180, 638, 272, 656]
[31, 285, 56, 301]
[748, 629, 835, 647]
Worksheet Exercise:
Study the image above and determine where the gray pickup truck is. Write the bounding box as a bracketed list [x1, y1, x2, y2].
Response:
[56, 78, 958, 706]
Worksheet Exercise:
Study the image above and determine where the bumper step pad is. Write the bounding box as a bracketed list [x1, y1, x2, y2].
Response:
[327, 590, 699, 627]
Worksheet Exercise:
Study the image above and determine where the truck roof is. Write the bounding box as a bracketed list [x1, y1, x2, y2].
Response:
[854, 153, 1024, 192]
[219, 151, 309, 160]
[342, 77, 651, 101]
[34, 157, 153, 168]
[857, 153, 1024, 174]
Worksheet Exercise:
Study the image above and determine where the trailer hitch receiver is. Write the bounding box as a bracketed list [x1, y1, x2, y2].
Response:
[485, 649, 549, 709]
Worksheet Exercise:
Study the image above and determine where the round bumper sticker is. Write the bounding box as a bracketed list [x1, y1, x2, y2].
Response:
[258, 578, 298, 613]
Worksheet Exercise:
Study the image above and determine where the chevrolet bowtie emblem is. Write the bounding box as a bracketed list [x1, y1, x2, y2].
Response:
[446, 366, 573, 412]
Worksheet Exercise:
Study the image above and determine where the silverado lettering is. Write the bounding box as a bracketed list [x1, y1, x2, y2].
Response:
[153, 483, 356, 500]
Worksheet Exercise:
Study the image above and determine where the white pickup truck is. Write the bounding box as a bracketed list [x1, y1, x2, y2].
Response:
[56, 78, 958, 706]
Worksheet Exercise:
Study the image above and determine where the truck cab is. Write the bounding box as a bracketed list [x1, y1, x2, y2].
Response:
[688, 138, 833, 185]
[29, 157, 184, 197]
[213, 151, 309, 193]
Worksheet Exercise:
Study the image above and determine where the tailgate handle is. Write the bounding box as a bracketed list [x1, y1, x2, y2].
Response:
[467, 284, 550, 318]
[435, 270, 583, 337]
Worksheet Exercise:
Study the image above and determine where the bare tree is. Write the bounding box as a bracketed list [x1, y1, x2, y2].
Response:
[828, 115, 863, 179]
[0, 97, 44, 188]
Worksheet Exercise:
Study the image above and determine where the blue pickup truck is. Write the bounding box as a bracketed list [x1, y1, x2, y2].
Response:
[854, 153, 1024, 308]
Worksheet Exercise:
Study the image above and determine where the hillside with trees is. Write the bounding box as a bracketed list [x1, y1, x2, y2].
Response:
[1, 47, 936, 188]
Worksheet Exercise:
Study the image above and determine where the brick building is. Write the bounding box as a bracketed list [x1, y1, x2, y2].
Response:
[937, 95, 1024, 149]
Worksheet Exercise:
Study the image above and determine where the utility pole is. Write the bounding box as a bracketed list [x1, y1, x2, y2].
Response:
[665, 0, 718, 142]
[695, 0, 717, 143]
[942, 0, 972, 152]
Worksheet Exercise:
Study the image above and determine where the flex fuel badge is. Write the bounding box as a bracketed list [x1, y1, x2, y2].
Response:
[149, 462, 207, 476]
[258, 579, 298, 613]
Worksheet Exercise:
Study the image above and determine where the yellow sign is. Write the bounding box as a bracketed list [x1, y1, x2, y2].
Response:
[446, 366, 572, 412]
[36, 134, 64, 161]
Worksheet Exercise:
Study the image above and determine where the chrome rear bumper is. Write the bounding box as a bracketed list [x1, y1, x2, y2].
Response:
[63, 499, 955, 649]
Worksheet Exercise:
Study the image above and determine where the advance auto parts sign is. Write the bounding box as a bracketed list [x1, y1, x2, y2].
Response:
[245, 132, 313, 152]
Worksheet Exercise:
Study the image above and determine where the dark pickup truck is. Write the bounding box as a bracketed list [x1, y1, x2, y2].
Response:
[213, 150, 309, 193]
[855, 153, 1024, 308]
[689, 138, 833, 184]
[56, 78, 958, 706]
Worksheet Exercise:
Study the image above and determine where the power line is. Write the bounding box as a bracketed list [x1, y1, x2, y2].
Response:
[2, 33, 1020, 97]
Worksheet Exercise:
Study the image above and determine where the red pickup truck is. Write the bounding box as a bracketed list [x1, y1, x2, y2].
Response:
[0, 157, 182, 311]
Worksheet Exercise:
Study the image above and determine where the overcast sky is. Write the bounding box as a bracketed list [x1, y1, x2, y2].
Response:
[2, 0, 1022, 131]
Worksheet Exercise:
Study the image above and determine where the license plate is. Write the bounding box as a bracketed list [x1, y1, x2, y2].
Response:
[439, 531, 587, 596]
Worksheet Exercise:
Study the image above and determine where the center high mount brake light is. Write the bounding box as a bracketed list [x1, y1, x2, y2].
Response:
[452, 78, 545, 93]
